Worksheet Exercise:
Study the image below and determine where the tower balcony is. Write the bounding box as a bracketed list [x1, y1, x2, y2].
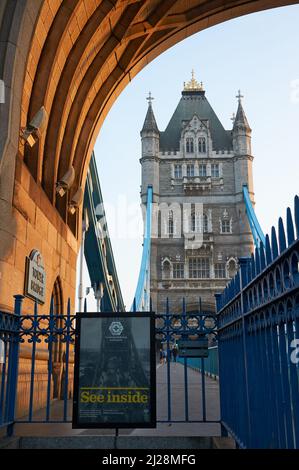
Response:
[158, 278, 228, 290]
[182, 176, 223, 192]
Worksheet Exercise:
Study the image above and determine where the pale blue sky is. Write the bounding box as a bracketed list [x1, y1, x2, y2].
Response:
[79, 4, 299, 311]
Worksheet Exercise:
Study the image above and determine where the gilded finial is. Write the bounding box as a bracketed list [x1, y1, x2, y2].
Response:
[183, 70, 204, 92]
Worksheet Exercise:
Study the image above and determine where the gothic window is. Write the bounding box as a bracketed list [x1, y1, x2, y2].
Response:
[51, 277, 63, 399]
[173, 263, 184, 279]
[187, 164, 194, 177]
[214, 263, 226, 278]
[199, 164, 207, 177]
[189, 257, 210, 279]
[221, 219, 231, 234]
[227, 258, 238, 278]
[203, 213, 209, 233]
[211, 164, 220, 178]
[168, 211, 174, 238]
[174, 164, 182, 179]
[198, 137, 206, 153]
[191, 210, 196, 232]
[186, 137, 194, 153]
[162, 259, 171, 279]
[190, 206, 200, 232]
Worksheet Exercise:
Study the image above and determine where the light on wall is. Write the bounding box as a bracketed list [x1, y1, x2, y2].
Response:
[68, 187, 83, 214]
[20, 106, 48, 148]
[55, 166, 75, 197]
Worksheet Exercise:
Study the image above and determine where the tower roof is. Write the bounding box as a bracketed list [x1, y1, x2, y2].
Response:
[160, 74, 232, 151]
[141, 92, 159, 134]
[233, 90, 251, 131]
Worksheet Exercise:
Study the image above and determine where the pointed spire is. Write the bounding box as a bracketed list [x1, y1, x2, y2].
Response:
[233, 90, 251, 132]
[141, 92, 159, 134]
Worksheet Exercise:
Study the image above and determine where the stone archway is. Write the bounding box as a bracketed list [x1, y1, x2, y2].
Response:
[0, 0, 297, 311]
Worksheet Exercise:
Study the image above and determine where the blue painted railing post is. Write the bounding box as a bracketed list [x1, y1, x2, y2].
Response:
[215, 293, 222, 313]
[182, 297, 189, 422]
[63, 298, 71, 421]
[28, 301, 38, 421]
[6, 295, 24, 437]
[166, 297, 171, 422]
[239, 258, 252, 447]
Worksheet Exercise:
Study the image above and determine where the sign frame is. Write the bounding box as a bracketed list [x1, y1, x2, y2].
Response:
[24, 249, 46, 304]
[72, 312, 156, 429]
[178, 338, 209, 358]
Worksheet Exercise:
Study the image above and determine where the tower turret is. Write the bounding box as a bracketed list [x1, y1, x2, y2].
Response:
[140, 92, 160, 202]
[233, 91, 254, 194]
[233, 90, 252, 156]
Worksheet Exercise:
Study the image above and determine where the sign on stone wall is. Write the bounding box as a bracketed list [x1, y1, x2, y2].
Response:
[24, 250, 46, 304]
[72, 313, 156, 428]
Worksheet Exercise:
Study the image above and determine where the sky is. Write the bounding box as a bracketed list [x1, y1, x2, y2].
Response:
[78, 4, 299, 311]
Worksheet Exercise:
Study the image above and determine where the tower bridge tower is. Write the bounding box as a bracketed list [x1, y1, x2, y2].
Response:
[140, 73, 254, 315]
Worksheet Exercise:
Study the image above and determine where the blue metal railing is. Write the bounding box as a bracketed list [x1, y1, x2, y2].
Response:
[0, 295, 219, 435]
[155, 297, 218, 424]
[131, 185, 153, 311]
[216, 195, 299, 449]
[0, 297, 24, 435]
[178, 346, 219, 379]
[0, 296, 76, 436]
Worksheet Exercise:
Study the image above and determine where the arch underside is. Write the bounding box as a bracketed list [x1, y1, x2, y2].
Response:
[16, 0, 297, 236]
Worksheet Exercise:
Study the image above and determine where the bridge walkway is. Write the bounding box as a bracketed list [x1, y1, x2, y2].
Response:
[11, 362, 220, 438]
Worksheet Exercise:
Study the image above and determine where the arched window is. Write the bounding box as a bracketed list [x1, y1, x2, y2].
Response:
[51, 277, 63, 399]
[191, 211, 196, 232]
[187, 164, 194, 177]
[186, 137, 194, 153]
[162, 259, 171, 279]
[174, 164, 182, 179]
[168, 210, 174, 237]
[227, 258, 238, 278]
[199, 164, 207, 177]
[203, 213, 209, 233]
[198, 137, 206, 153]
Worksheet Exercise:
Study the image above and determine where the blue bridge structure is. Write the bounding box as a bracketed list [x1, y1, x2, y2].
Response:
[0, 154, 298, 449]
[82, 152, 124, 312]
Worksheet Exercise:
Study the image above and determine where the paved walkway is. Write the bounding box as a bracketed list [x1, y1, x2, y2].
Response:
[131, 362, 220, 436]
[14, 362, 220, 437]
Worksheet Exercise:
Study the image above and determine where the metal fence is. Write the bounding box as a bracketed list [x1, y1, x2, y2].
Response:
[0, 296, 218, 436]
[154, 298, 218, 424]
[216, 195, 299, 449]
[0, 297, 76, 436]
[178, 346, 219, 379]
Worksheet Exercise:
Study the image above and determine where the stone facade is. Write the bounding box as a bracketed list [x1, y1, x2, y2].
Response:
[140, 77, 254, 315]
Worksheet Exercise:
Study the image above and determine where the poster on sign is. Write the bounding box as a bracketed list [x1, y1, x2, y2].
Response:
[72, 313, 156, 428]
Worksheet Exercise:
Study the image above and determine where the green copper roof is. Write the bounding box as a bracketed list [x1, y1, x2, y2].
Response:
[159, 91, 233, 151]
